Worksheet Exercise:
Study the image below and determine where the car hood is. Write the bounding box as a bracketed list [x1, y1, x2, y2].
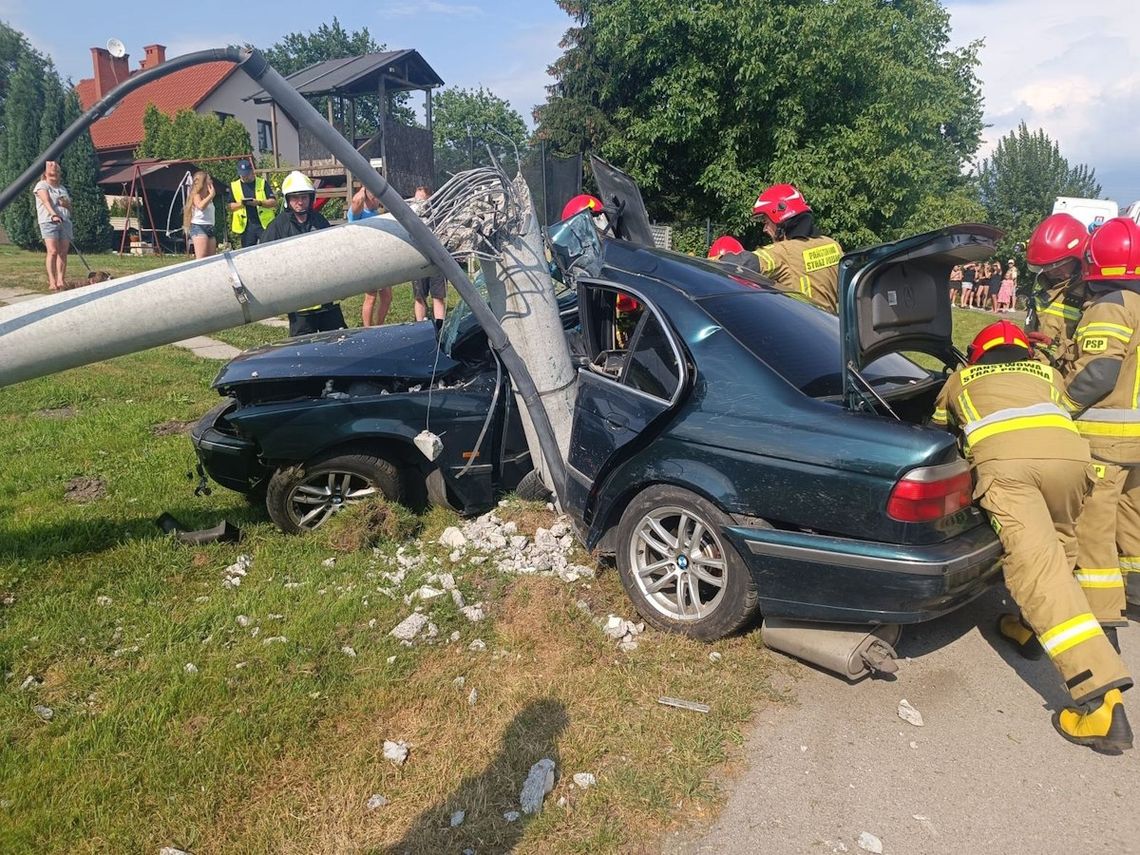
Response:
[212, 323, 459, 388]
[839, 223, 1001, 373]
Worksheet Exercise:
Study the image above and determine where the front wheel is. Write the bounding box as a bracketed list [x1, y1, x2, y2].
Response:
[266, 451, 401, 534]
[615, 485, 759, 640]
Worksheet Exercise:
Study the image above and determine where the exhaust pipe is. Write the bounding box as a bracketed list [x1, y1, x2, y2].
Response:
[761, 618, 901, 680]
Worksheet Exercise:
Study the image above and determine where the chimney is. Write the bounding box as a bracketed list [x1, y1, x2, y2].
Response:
[90, 47, 130, 99]
[139, 44, 166, 71]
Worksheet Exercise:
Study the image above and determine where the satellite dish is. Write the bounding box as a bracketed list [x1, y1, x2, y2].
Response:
[106, 38, 126, 59]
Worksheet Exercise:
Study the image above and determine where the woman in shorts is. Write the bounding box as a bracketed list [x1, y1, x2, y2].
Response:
[959, 262, 976, 308]
[183, 171, 217, 259]
[949, 264, 963, 307]
[33, 160, 72, 292]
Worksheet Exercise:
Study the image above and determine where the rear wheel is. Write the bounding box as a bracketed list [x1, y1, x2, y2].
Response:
[266, 451, 401, 534]
[615, 485, 759, 640]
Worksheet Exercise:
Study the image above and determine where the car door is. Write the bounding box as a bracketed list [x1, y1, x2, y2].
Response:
[564, 281, 687, 517]
[838, 224, 1001, 409]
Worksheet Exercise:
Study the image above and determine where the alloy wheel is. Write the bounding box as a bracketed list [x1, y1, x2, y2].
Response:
[287, 470, 378, 529]
[628, 504, 727, 621]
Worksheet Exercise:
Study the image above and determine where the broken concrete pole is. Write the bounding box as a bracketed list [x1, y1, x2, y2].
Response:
[520, 757, 556, 814]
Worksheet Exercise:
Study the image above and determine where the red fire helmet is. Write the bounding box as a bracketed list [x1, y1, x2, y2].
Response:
[561, 194, 604, 221]
[708, 235, 745, 258]
[752, 183, 811, 224]
[967, 320, 1031, 364]
[1084, 216, 1140, 281]
[1026, 213, 1087, 269]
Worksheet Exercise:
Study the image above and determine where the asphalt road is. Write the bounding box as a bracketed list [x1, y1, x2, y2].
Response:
[665, 587, 1139, 855]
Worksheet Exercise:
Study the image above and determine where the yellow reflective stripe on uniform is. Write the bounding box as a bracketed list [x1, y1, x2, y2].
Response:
[1041, 301, 1082, 321]
[962, 402, 1076, 445]
[1076, 321, 1134, 343]
[932, 406, 948, 424]
[1075, 568, 1125, 589]
[958, 389, 982, 422]
[799, 275, 811, 297]
[1119, 557, 1140, 575]
[1075, 407, 1140, 437]
[1039, 613, 1104, 658]
[756, 248, 776, 274]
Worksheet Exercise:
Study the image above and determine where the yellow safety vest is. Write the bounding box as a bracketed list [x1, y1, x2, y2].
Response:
[230, 178, 276, 234]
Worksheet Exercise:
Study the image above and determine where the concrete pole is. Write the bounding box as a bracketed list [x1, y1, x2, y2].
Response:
[480, 178, 577, 489]
[0, 216, 435, 388]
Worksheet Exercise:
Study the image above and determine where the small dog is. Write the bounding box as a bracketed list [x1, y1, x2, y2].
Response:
[60, 270, 113, 291]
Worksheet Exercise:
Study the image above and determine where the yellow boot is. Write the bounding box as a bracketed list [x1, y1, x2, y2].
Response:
[1052, 689, 1133, 753]
[997, 613, 1043, 660]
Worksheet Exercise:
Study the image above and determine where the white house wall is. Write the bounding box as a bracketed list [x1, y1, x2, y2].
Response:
[201, 72, 300, 165]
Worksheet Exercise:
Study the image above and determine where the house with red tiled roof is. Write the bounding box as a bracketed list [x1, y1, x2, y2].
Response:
[77, 44, 300, 173]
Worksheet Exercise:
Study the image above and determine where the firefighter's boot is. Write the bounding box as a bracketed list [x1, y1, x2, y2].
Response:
[1052, 689, 1133, 753]
[998, 613, 1043, 659]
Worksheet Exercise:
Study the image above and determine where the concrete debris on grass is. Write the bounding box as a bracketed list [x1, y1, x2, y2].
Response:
[366, 793, 389, 810]
[520, 757, 556, 815]
[468, 639, 486, 652]
[601, 614, 645, 651]
[503, 810, 521, 822]
[341, 646, 357, 658]
[450, 809, 465, 827]
[222, 555, 252, 589]
[19, 675, 41, 692]
[158, 848, 193, 855]
[455, 511, 594, 583]
[572, 772, 596, 789]
[183, 663, 198, 675]
[383, 739, 410, 767]
[95, 595, 113, 607]
[262, 636, 287, 645]
[857, 831, 884, 853]
[390, 613, 431, 642]
[236, 614, 252, 628]
[460, 604, 485, 622]
[32, 704, 53, 721]
[467, 687, 478, 706]
[897, 698, 924, 727]
[708, 651, 723, 663]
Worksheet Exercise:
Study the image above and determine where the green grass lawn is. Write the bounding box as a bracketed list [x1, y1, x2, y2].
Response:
[0, 244, 1007, 853]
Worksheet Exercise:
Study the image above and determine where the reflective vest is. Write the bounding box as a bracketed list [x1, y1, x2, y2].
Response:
[753, 236, 843, 313]
[1062, 288, 1140, 463]
[230, 178, 275, 234]
[932, 360, 1088, 465]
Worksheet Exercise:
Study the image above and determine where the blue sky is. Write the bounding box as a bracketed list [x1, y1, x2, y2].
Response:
[5, 0, 1139, 206]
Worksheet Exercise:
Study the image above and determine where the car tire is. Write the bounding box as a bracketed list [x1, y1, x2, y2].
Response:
[515, 469, 553, 502]
[266, 451, 402, 534]
[615, 485, 759, 640]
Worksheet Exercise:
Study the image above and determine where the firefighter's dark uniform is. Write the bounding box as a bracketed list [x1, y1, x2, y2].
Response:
[752, 236, 843, 313]
[1063, 286, 1140, 621]
[259, 208, 346, 336]
[932, 359, 1132, 707]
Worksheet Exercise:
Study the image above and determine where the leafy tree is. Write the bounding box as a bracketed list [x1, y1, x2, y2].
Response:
[263, 17, 413, 134]
[38, 64, 64, 153]
[432, 87, 528, 183]
[537, 0, 985, 249]
[2, 49, 46, 247]
[977, 122, 1102, 257]
[61, 89, 112, 251]
[136, 105, 254, 239]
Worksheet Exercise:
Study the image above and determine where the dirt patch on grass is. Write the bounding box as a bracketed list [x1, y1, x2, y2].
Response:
[319, 498, 421, 553]
[37, 406, 76, 419]
[199, 576, 784, 854]
[64, 476, 107, 503]
[151, 419, 195, 437]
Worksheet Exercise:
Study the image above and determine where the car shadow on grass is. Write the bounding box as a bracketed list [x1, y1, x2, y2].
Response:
[379, 697, 569, 855]
[0, 503, 266, 562]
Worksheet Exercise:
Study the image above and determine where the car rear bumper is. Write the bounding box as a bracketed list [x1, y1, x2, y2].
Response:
[190, 398, 265, 494]
[724, 522, 1003, 625]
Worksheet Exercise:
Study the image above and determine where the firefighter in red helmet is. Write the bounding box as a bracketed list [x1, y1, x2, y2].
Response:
[745, 184, 843, 312]
[931, 319, 1131, 752]
[1064, 217, 1140, 630]
[1026, 212, 1090, 370]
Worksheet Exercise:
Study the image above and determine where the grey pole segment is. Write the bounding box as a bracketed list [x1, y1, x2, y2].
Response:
[235, 49, 569, 503]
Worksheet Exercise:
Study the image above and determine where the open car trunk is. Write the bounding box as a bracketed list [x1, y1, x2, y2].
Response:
[839, 223, 1002, 419]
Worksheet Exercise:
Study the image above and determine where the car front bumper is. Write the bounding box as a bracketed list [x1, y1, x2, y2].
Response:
[190, 398, 265, 494]
[724, 522, 1003, 625]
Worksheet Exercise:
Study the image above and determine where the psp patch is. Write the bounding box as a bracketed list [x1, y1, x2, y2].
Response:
[1081, 336, 1108, 353]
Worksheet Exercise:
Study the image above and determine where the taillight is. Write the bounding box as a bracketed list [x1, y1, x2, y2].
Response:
[886, 461, 973, 522]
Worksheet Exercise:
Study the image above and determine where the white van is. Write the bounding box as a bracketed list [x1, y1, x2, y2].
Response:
[1123, 201, 1140, 225]
[1052, 196, 1119, 231]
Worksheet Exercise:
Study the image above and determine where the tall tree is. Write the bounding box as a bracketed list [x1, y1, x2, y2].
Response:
[432, 87, 528, 183]
[61, 89, 112, 251]
[2, 49, 46, 248]
[536, 0, 985, 247]
[977, 122, 1102, 255]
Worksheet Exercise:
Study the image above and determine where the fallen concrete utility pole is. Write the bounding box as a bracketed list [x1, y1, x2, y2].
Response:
[0, 46, 570, 506]
[480, 177, 578, 489]
[0, 217, 434, 386]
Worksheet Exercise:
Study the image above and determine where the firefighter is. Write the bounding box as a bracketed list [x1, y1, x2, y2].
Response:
[1064, 217, 1140, 620]
[932, 319, 1132, 752]
[1025, 212, 1089, 371]
[741, 184, 842, 312]
[707, 235, 745, 260]
[260, 171, 346, 336]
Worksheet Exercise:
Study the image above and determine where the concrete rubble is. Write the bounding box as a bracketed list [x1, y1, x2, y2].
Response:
[601, 614, 645, 651]
[450, 809, 465, 827]
[897, 698, 924, 727]
[383, 739, 410, 766]
[366, 793, 389, 810]
[222, 555, 252, 589]
[520, 758, 556, 815]
[572, 772, 596, 789]
[857, 831, 884, 853]
[456, 511, 595, 583]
